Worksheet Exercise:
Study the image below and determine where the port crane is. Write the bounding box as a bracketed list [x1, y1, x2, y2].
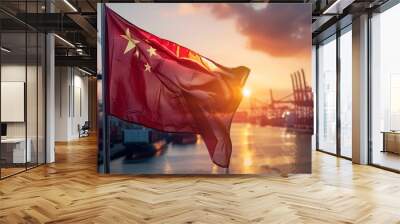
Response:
[246, 69, 313, 132]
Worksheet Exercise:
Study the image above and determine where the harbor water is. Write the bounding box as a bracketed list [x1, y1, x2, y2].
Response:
[110, 123, 311, 174]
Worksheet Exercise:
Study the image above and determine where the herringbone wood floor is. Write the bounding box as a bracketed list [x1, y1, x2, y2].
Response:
[1, 135, 400, 224]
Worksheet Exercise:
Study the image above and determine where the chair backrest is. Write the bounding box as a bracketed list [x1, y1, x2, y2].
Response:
[82, 121, 90, 129]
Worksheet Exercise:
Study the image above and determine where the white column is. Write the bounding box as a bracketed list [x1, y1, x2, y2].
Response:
[46, 32, 55, 163]
[352, 14, 369, 164]
[45, 0, 56, 163]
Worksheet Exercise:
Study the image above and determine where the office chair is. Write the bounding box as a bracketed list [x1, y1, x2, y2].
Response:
[79, 121, 90, 138]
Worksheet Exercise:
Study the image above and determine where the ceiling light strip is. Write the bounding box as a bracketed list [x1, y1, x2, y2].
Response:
[1, 47, 11, 53]
[323, 0, 355, 15]
[54, 34, 75, 48]
[78, 67, 93, 76]
[63, 0, 78, 12]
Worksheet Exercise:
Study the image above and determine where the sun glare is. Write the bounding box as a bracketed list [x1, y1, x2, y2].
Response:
[242, 88, 251, 97]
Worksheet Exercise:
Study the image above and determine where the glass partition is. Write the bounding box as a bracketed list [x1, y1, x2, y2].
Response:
[0, 1, 46, 179]
[1, 31, 28, 177]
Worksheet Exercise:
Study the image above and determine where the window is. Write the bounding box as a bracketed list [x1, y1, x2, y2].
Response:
[339, 27, 352, 158]
[317, 35, 337, 154]
[370, 3, 400, 171]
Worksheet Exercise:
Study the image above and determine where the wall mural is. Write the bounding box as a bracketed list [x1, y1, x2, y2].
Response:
[98, 3, 312, 175]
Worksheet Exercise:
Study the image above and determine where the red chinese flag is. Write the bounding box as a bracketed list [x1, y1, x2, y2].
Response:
[105, 7, 249, 168]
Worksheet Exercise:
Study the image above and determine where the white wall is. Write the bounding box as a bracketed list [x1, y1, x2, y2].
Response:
[55, 67, 89, 141]
[72, 73, 89, 138]
[1, 65, 26, 138]
[1, 65, 36, 138]
[55, 66, 69, 141]
[1, 63, 46, 164]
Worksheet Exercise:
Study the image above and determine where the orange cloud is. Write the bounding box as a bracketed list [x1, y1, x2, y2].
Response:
[197, 3, 311, 58]
[178, 3, 197, 15]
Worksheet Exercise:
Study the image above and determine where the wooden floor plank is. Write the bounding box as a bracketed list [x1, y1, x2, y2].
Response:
[0, 135, 400, 223]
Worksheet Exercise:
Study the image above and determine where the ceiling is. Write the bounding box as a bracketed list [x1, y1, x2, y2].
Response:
[0, 0, 392, 72]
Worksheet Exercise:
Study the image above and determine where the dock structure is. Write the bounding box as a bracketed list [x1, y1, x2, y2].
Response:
[239, 68, 313, 132]
[290, 69, 313, 132]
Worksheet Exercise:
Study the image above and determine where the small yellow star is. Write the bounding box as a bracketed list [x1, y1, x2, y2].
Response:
[121, 28, 140, 54]
[147, 46, 157, 57]
[144, 63, 151, 72]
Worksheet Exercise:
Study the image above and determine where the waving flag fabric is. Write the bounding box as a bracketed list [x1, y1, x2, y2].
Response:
[104, 7, 249, 168]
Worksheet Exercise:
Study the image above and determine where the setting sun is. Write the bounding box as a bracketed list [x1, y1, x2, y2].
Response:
[242, 88, 251, 97]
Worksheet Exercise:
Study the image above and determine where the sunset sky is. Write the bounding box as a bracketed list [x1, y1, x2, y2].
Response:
[107, 3, 311, 102]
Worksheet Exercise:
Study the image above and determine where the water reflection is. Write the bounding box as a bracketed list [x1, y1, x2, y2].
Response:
[110, 123, 311, 174]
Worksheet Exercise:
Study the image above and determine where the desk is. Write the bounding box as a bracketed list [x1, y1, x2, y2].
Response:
[1, 138, 31, 163]
[382, 131, 400, 154]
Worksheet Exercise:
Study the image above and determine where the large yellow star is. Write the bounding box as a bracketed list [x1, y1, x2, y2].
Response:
[147, 46, 157, 57]
[121, 28, 140, 54]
